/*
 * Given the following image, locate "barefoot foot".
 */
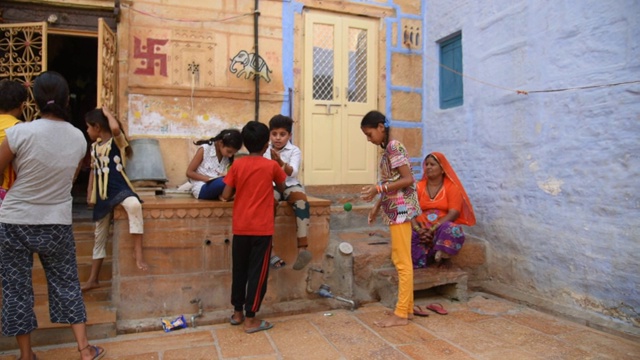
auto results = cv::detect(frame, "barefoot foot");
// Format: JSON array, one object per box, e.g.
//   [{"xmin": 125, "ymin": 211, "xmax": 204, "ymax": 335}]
[
  {"xmin": 136, "ymin": 258, "xmax": 149, "ymax": 271},
  {"xmin": 81, "ymin": 281, "xmax": 100, "ymax": 292},
  {"xmin": 374, "ymin": 313, "xmax": 409, "ymax": 328},
  {"xmin": 383, "ymin": 309, "xmax": 414, "ymax": 320},
  {"xmin": 133, "ymin": 254, "xmax": 149, "ymax": 271}
]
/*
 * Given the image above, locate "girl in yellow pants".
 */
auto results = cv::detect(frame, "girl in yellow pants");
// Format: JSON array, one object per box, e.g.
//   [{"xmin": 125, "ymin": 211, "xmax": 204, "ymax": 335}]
[{"xmin": 360, "ymin": 111, "xmax": 420, "ymax": 327}]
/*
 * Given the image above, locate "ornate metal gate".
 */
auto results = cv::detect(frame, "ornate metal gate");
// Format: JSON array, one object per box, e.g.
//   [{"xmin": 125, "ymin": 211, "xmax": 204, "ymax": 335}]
[{"xmin": 0, "ymin": 22, "xmax": 47, "ymax": 121}]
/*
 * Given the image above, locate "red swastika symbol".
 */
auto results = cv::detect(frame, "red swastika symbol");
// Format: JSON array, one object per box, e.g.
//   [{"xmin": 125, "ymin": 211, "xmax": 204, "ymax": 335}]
[{"xmin": 133, "ymin": 37, "xmax": 169, "ymax": 76}]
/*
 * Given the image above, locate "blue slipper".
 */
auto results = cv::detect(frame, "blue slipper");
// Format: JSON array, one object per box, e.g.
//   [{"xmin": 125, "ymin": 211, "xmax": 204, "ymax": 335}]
[
  {"xmin": 292, "ymin": 250, "xmax": 312, "ymax": 270},
  {"xmin": 244, "ymin": 320, "xmax": 274, "ymax": 334},
  {"xmin": 230, "ymin": 314, "xmax": 245, "ymax": 325},
  {"xmin": 91, "ymin": 346, "xmax": 106, "ymax": 360},
  {"xmin": 81, "ymin": 345, "xmax": 105, "ymax": 360}
]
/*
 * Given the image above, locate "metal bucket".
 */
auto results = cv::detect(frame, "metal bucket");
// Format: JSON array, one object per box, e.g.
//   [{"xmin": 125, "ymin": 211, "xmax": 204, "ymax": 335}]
[{"xmin": 125, "ymin": 138, "xmax": 168, "ymax": 183}]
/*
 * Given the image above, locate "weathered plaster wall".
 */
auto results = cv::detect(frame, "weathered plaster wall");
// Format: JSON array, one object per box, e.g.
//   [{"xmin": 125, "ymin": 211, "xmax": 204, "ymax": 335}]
[
  {"xmin": 116, "ymin": 0, "xmax": 427, "ymax": 186},
  {"xmin": 423, "ymin": 0, "xmax": 640, "ymax": 333},
  {"xmin": 118, "ymin": 0, "xmax": 287, "ymax": 186}
]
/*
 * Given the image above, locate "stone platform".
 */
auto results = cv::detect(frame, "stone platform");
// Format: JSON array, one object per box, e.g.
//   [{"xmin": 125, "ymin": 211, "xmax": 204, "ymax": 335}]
[{"xmin": 111, "ymin": 195, "xmax": 333, "ymax": 332}]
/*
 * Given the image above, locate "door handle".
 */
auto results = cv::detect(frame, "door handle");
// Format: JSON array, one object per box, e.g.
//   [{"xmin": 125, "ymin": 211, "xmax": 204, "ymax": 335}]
[{"xmin": 323, "ymin": 103, "xmax": 341, "ymax": 114}]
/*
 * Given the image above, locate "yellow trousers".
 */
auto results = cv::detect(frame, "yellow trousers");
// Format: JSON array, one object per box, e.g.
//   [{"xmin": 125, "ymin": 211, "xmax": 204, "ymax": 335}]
[{"xmin": 389, "ymin": 222, "xmax": 414, "ymax": 318}]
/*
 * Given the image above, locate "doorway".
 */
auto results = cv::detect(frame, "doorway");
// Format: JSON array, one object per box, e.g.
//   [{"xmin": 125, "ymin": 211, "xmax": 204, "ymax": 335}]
[
  {"xmin": 47, "ymin": 34, "xmax": 98, "ymax": 199},
  {"xmin": 1, "ymin": 18, "xmax": 116, "ymax": 211},
  {"xmin": 302, "ymin": 11, "xmax": 379, "ymax": 185}
]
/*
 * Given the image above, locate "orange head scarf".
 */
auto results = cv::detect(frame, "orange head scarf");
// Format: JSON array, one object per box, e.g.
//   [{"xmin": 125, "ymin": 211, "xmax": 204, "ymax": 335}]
[{"xmin": 423, "ymin": 152, "xmax": 476, "ymax": 226}]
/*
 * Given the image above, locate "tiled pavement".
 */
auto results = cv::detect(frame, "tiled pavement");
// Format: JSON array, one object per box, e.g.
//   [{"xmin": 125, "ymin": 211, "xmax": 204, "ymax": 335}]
[{"xmin": 1, "ymin": 293, "xmax": 638, "ymax": 360}]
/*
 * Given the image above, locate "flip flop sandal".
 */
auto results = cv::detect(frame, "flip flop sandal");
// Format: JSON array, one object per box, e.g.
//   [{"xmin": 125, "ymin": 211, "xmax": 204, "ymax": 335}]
[
  {"xmin": 245, "ymin": 320, "xmax": 274, "ymax": 334},
  {"xmin": 270, "ymin": 255, "xmax": 286, "ymax": 269},
  {"xmin": 413, "ymin": 305, "xmax": 430, "ymax": 317},
  {"xmin": 292, "ymin": 250, "xmax": 312, "ymax": 270},
  {"xmin": 79, "ymin": 345, "xmax": 106, "ymax": 360},
  {"xmin": 427, "ymin": 303, "xmax": 448, "ymax": 315},
  {"xmin": 230, "ymin": 314, "xmax": 245, "ymax": 325}
]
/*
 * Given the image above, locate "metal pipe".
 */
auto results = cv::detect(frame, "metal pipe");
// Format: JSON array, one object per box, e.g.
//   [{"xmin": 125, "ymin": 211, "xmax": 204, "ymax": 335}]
[
  {"xmin": 253, "ymin": 0, "xmax": 260, "ymax": 121},
  {"xmin": 316, "ymin": 284, "xmax": 357, "ymax": 311},
  {"xmin": 333, "ymin": 295, "xmax": 356, "ymax": 311}
]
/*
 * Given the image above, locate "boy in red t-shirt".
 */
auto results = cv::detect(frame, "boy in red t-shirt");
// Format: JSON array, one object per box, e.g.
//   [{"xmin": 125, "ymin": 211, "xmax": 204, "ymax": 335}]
[{"xmin": 221, "ymin": 121, "xmax": 286, "ymax": 334}]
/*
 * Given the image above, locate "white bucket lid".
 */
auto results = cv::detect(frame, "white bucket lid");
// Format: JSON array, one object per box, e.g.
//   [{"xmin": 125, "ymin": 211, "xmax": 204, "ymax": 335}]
[{"xmin": 338, "ymin": 242, "xmax": 353, "ymax": 255}]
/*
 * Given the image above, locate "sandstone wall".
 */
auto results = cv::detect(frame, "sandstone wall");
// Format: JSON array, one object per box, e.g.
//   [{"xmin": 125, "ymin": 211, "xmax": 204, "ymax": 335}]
[{"xmin": 116, "ymin": 0, "xmax": 427, "ymax": 186}]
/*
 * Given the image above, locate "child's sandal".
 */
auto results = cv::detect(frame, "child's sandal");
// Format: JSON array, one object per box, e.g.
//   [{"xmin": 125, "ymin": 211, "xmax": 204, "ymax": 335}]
[
  {"xmin": 78, "ymin": 344, "xmax": 106, "ymax": 360},
  {"xmin": 270, "ymin": 255, "xmax": 286, "ymax": 269}
]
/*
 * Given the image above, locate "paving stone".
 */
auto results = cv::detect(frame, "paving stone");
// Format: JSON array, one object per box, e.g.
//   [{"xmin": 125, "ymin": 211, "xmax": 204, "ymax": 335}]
[
  {"xmin": 356, "ymin": 311, "xmax": 438, "ymax": 344},
  {"xmin": 93, "ymin": 330, "xmax": 213, "ymax": 357},
  {"xmin": 503, "ymin": 308, "xmax": 582, "ymax": 335},
  {"xmin": 215, "ymin": 325, "xmax": 275, "ymax": 358},
  {"xmin": 472, "ymin": 318, "xmax": 551, "ymax": 346},
  {"xmin": 518, "ymin": 334, "xmax": 593, "ymax": 360},
  {"xmin": 1, "ymin": 301, "xmax": 637, "ymax": 360},
  {"xmin": 398, "ymin": 341, "xmax": 475, "ymax": 360},
  {"xmin": 466, "ymin": 295, "xmax": 522, "ymax": 315},
  {"xmin": 109, "ymin": 353, "xmax": 159, "ymax": 360},
  {"xmin": 557, "ymin": 329, "xmax": 640, "ymax": 360},
  {"xmin": 268, "ymin": 318, "xmax": 341, "ymax": 360},
  {"xmin": 480, "ymin": 348, "xmax": 544, "ymax": 360},
  {"xmin": 163, "ymin": 345, "xmax": 219, "ymax": 360},
  {"xmin": 310, "ymin": 310, "xmax": 407, "ymax": 359}
]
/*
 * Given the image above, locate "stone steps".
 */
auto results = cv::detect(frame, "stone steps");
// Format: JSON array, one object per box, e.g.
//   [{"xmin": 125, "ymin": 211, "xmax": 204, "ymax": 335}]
[
  {"xmin": 330, "ymin": 225, "xmax": 485, "ymax": 310},
  {"xmin": 0, "ymin": 217, "xmax": 116, "ymax": 351},
  {"xmin": 0, "ymin": 301, "xmax": 116, "ymax": 351}
]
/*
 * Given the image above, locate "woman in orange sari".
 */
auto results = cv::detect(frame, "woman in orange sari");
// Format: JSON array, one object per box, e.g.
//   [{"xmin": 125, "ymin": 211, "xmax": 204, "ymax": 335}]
[{"xmin": 411, "ymin": 152, "xmax": 475, "ymax": 268}]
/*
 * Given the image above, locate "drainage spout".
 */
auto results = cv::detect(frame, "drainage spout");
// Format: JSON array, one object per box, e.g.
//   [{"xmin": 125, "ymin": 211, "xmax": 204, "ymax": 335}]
[{"xmin": 190, "ymin": 298, "xmax": 204, "ymax": 328}]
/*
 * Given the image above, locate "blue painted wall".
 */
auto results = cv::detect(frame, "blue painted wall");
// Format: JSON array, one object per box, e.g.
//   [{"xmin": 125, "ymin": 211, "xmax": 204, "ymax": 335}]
[{"xmin": 424, "ymin": 0, "xmax": 640, "ymax": 330}]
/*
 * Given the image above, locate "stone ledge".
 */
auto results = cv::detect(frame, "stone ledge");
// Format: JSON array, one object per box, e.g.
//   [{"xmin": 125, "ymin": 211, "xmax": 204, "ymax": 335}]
[
  {"xmin": 114, "ymin": 195, "xmax": 331, "ymax": 219},
  {"xmin": 376, "ymin": 267, "xmax": 468, "ymax": 289},
  {"xmin": 374, "ymin": 267, "xmax": 469, "ymax": 308}
]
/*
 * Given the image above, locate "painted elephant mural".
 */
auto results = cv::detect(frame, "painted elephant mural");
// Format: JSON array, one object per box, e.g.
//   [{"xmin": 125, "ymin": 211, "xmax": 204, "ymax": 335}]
[{"xmin": 229, "ymin": 50, "xmax": 272, "ymax": 82}]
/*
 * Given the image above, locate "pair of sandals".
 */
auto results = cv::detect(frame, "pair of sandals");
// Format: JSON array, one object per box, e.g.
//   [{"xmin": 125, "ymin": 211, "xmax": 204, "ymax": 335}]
[
  {"xmin": 413, "ymin": 303, "xmax": 448, "ymax": 316},
  {"xmin": 270, "ymin": 250, "xmax": 312, "ymax": 271}
]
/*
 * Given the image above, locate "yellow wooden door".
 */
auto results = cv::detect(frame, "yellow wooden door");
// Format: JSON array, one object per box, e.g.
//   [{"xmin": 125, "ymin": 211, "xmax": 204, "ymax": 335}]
[
  {"xmin": 97, "ymin": 18, "xmax": 117, "ymax": 111},
  {"xmin": 302, "ymin": 11, "xmax": 378, "ymax": 185}
]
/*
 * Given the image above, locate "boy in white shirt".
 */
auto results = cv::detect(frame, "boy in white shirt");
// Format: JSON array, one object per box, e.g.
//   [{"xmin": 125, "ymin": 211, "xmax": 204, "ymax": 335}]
[{"xmin": 264, "ymin": 115, "xmax": 312, "ymax": 270}]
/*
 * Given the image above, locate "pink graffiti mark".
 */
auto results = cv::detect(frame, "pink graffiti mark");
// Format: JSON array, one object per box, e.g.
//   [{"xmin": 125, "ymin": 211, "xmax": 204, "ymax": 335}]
[{"xmin": 134, "ymin": 37, "xmax": 169, "ymax": 76}]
